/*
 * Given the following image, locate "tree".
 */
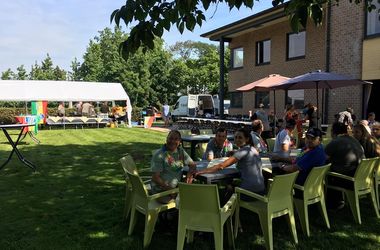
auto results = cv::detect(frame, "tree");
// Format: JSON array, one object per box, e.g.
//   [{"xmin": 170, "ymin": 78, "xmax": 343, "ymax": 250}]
[
  {"xmin": 15, "ymin": 65, "xmax": 27, "ymax": 80},
  {"xmin": 68, "ymin": 58, "xmax": 82, "ymax": 81},
  {"xmin": 1, "ymin": 69, "xmax": 14, "ymax": 80},
  {"xmin": 112, "ymin": 0, "xmax": 379, "ymax": 60}
]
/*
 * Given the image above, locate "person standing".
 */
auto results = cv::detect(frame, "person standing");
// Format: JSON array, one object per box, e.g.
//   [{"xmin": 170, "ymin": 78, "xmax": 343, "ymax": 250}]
[
  {"xmin": 163, "ymin": 102, "xmax": 170, "ymax": 127},
  {"xmin": 57, "ymin": 102, "xmax": 65, "ymax": 117},
  {"xmin": 254, "ymin": 103, "xmax": 271, "ymax": 139},
  {"xmin": 367, "ymin": 112, "xmax": 376, "ymax": 127},
  {"xmin": 305, "ymin": 103, "xmax": 317, "ymax": 128}
]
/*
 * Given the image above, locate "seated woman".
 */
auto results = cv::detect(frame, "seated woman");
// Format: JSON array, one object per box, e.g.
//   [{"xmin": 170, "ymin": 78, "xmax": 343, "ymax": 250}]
[
  {"xmin": 251, "ymin": 119, "xmax": 268, "ymax": 154},
  {"xmin": 203, "ymin": 127, "xmax": 233, "ymax": 161},
  {"xmin": 196, "ymin": 128, "xmax": 265, "ymax": 197},
  {"xmin": 151, "ymin": 130, "xmax": 196, "ymax": 203},
  {"xmin": 352, "ymin": 123, "xmax": 380, "ymax": 158}
]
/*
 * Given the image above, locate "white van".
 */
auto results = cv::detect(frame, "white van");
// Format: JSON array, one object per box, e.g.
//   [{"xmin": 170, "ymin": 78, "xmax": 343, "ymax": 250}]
[
  {"xmin": 213, "ymin": 95, "xmax": 230, "ymax": 115},
  {"xmin": 172, "ymin": 94, "xmax": 215, "ymax": 120}
]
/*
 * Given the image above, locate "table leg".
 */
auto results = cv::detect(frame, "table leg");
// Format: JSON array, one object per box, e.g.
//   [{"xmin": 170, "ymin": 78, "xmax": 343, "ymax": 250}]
[
  {"xmin": 190, "ymin": 142, "xmax": 197, "ymax": 160},
  {"xmin": 0, "ymin": 128, "xmax": 36, "ymax": 171}
]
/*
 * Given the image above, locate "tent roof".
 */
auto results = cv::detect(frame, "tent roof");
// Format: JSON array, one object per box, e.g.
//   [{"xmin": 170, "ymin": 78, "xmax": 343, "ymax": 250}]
[{"xmin": 0, "ymin": 80, "xmax": 129, "ymax": 102}]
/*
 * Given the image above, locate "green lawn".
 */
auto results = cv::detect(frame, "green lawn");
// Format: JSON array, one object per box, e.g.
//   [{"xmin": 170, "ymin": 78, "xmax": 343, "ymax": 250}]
[{"xmin": 0, "ymin": 128, "xmax": 379, "ymax": 249}]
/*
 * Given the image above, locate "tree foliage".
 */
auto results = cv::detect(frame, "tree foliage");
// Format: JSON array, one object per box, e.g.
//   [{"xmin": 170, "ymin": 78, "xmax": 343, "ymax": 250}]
[{"xmin": 112, "ymin": 0, "xmax": 378, "ymax": 61}]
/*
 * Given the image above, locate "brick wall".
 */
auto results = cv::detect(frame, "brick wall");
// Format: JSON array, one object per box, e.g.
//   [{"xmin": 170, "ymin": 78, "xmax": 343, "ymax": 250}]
[{"xmin": 228, "ymin": 18, "xmax": 326, "ymax": 116}]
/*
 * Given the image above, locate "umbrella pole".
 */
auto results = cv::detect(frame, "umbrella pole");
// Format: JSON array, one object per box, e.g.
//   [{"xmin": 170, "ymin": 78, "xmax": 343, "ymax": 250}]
[
  {"xmin": 273, "ymin": 90, "xmax": 276, "ymax": 135},
  {"xmin": 316, "ymin": 81, "xmax": 319, "ymax": 128}
]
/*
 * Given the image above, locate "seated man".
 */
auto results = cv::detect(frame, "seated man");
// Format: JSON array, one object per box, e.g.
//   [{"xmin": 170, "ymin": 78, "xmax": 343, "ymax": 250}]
[
  {"xmin": 276, "ymin": 128, "xmax": 326, "ymax": 185},
  {"xmin": 151, "ymin": 130, "xmax": 196, "ymax": 203},
  {"xmin": 203, "ymin": 127, "xmax": 233, "ymax": 161},
  {"xmin": 324, "ymin": 122, "xmax": 364, "ymax": 209},
  {"xmin": 273, "ymin": 118, "xmax": 296, "ymax": 157},
  {"xmin": 372, "ymin": 122, "xmax": 380, "ymax": 140}
]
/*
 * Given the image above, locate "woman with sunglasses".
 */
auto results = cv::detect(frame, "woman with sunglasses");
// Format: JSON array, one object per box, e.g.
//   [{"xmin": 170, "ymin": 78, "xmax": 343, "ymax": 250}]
[{"xmin": 195, "ymin": 128, "xmax": 265, "ymax": 196}]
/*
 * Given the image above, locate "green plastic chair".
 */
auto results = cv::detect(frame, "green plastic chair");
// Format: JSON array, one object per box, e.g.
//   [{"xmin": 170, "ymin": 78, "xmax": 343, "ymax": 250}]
[
  {"xmin": 119, "ymin": 155, "xmax": 153, "ymax": 222},
  {"xmin": 179, "ymin": 129, "xmax": 192, "ymax": 149},
  {"xmin": 293, "ymin": 164, "xmax": 331, "ymax": 237},
  {"xmin": 375, "ymin": 158, "xmax": 380, "ymax": 210},
  {"xmin": 177, "ymin": 183, "xmax": 237, "ymax": 250},
  {"xmin": 199, "ymin": 129, "xmax": 213, "ymax": 135},
  {"xmin": 266, "ymin": 138, "xmax": 276, "ymax": 153},
  {"xmin": 327, "ymin": 157, "xmax": 380, "ymax": 224},
  {"xmin": 126, "ymin": 166, "xmax": 178, "ymax": 248},
  {"xmin": 234, "ymin": 171, "xmax": 299, "ymax": 250}
]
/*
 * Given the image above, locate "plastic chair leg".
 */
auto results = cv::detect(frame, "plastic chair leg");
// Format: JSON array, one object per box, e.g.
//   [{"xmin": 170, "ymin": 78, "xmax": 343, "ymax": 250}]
[
  {"xmin": 286, "ymin": 206, "xmax": 298, "ymax": 244},
  {"xmin": 128, "ymin": 207, "xmax": 137, "ymax": 235},
  {"xmin": 213, "ymin": 229, "xmax": 223, "ymax": 250},
  {"xmin": 294, "ymin": 199, "xmax": 310, "ymax": 237},
  {"xmin": 143, "ymin": 211, "xmax": 159, "ymax": 248},
  {"xmin": 234, "ymin": 205, "xmax": 240, "ymax": 239},
  {"xmin": 258, "ymin": 212, "xmax": 273, "ymax": 250},
  {"xmin": 226, "ymin": 218, "xmax": 235, "ymax": 249},
  {"xmin": 176, "ymin": 225, "xmax": 186, "ymax": 250},
  {"xmin": 318, "ymin": 195, "xmax": 331, "ymax": 229},
  {"xmin": 186, "ymin": 230, "xmax": 194, "ymax": 243},
  {"xmin": 376, "ymin": 180, "xmax": 379, "ymax": 210},
  {"xmin": 345, "ymin": 190, "xmax": 361, "ymax": 224},
  {"xmin": 370, "ymin": 189, "xmax": 380, "ymax": 218},
  {"xmin": 123, "ymin": 188, "xmax": 132, "ymax": 221}
]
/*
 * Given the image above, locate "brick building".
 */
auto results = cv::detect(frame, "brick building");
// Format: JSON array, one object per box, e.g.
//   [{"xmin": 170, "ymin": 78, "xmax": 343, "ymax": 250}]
[{"xmin": 202, "ymin": 2, "xmax": 380, "ymax": 123}]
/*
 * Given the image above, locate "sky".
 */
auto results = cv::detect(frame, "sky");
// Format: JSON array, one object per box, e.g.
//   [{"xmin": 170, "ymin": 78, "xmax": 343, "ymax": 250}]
[{"xmin": 0, "ymin": 0, "xmax": 273, "ymax": 74}]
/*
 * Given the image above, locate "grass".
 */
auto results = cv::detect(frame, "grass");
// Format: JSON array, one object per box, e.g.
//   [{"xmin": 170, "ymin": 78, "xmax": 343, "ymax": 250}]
[{"xmin": 0, "ymin": 127, "xmax": 379, "ymax": 249}]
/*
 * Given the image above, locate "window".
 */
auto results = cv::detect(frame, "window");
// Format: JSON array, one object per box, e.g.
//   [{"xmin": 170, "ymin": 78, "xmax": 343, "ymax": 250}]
[
  {"xmin": 230, "ymin": 92, "xmax": 243, "ymax": 108},
  {"xmin": 231, "ymin": 47, "xmax": 244, "ymax": 68},
  {"xmin": 287, "ymin": 31, "xmax": 306, "ymax": 60},
  {"xmin": 287, "ymin": 90, "xmax": 304, "ymax": 109},
  {"xmin": 256, "ymin": 39, "xmax": 271, "ymax": 65},
  {"xmin": 255, "ymin": 92, "xmax": 270, "ymax": 108},
  {"xmin": 366, "ymin": 2, "xmax": 380, "ymax": 36}
]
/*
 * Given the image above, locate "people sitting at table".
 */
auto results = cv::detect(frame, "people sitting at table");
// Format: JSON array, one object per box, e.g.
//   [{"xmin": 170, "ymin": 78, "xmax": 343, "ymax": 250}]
[
  {"xmin": 273, "ymin": 119, "xmax": 296, "ymax": 157},
  {"xmin": 151, "ymin": 130, "xmax": 196, "ymax": 204},
  {"xmin": 250, "ymin": 120, "xmax": 268, "ymax": 154},
  {"xmin": 75, "ymin": 101, "xmax": 82, "ymax": 115},
  {"xmin": 352, "ymin": 123, "xmax": 380, "ymax": 158},
  {"xmin": 196, "ymin": 128, "xmax": 265, "ymax": 197},
  {"xmin": 273, "ymin": 128, "xmax": 326, "ymax": 185},
  {"xmin": 100, "ymin": 101, "xmax": 110, "ymax": 114},
  {"xmin": 57, "ymin": 102, "xmax": 65, "ymax": 117},
  {"xmin": 203, "ymin": 127, "xmax": 233, "ymax": 161},
  {"xmin": 81, "ymin": 102, "xmax": 92, "ymax": 116},
  {"xmin": 325, "ymin": 122, "xmax": 365, "ymax": 210},
  {"xmin": 372, "ymin": 122, "xmax": 380, "ymax": 140}
]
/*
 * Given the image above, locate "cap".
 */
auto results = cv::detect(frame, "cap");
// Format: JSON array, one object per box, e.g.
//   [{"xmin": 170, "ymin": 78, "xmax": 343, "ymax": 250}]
[
  {"xmin": 259, "ymin": 103, "xmax": 264, "ymax": 108},
  {"xmin": 306, "ymin": 128, "xmax": 322, "ymax": 138}
]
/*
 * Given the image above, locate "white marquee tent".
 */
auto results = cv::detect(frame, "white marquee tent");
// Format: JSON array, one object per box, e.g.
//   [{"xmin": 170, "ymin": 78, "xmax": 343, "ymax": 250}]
[{"xmin": 0, "ymin": 80, "xmax": 133, "ymax": 127}]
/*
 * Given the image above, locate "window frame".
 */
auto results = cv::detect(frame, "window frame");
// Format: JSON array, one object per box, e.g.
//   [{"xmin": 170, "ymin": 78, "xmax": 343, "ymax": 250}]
[
  {"xmin": 256, "ymin": 39, "xmax": 271, "ymax": 66},
  {"xmin": 255, "ymin": 91, "xmax": 270, "ymax": 108},
  {"xmin": 230, "ymin": 92, "xmax": 243, "ymax": 108},
  {"xmin": 230, "ymin": 47, "xmax": 244, "ymax": 69},
  {"xmin": 365, "ymin": 2, "xmax": 380, "ymax": 38},
  {"xmin": 286, "ymin": 31, "xmax": 306, "ymax": 61}
]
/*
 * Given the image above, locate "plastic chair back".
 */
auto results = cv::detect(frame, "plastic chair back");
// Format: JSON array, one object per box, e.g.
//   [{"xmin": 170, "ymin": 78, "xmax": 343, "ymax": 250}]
[
  {"xmin": 353, "ymin": 157, "xmax": 379, "ymax": 192},
  {"xmin": 179, "ymin": 183, "xmax": 220, "ymax": 214},
  {"xmin": 179, "ymin": 129, "xmax": 192, "ymax": 136},
  {"xmin": 267, "ymin": 171, "xmax": 299, "ymax": 204},
  {"xmin": 126, "ymin": 168, "xmax": 150, "ymax": 199},
  {"xmin": 303, "ymin": 164, "xmax": 330, "ymax": 199},
  {"xmin": 120, "ymin": 154, "xmax": 136, "ymax": 174}
]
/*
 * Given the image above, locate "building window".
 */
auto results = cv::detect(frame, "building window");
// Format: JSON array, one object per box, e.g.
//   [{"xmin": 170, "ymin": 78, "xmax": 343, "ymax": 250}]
[
  {"xmin": 230, "ymin": 92, "xmax": 243, "ymax": 108},
  {"xmin": 366, "ymin": 2, "xmax": 380, "ymax": 36},
  {"xmin": 287, "ymin": 90, "xmax": 304, "ymax": 109},
  {"xmin": 256, "ymin": 39, "xmax": 271, "ymax": 65},
  {"xmin": 287, "ymin": 31, "xmax": 306, "ymax": 60},
  {"xmin": 255, "ymin": 91, "xmax": 270, "ymax": 108},
  {"xmin": 231, "ymin": 47, "xmax": 244, "ymax": 68}
]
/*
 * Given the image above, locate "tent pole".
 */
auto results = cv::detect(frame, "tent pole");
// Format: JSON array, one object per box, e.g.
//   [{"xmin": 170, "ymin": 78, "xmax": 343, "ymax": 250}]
[{"xmin": 273, "ymin": 90, "xmax": 276, "ymax": 135}]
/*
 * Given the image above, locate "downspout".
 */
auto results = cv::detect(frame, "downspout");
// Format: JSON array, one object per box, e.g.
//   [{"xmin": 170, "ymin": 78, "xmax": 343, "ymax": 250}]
[
  {"xmin": 219, "ymin": 37, "xmax": 225, "ymax": 119},
  {"xmin": 324, "ymin": 2, "xmax": 332, "ymax": 124}
]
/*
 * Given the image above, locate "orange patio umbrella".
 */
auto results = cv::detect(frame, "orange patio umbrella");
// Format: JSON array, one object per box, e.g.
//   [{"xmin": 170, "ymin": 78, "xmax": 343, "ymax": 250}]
[{"xmin": 236, "ymin": 74, "xmax": 290, "ymax": 128}]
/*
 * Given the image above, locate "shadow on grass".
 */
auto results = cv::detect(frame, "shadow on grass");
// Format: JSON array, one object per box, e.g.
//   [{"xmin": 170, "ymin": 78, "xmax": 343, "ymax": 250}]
[{"xmin": 0, "ymin": 139, "xmax": 379, "ymax": 249}]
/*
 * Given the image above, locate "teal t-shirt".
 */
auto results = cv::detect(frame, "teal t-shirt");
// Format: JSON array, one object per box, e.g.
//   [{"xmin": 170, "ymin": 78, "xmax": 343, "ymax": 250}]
[{"xmin": 151, "ymin": 146, "xmax": 193, "ymax": 193}]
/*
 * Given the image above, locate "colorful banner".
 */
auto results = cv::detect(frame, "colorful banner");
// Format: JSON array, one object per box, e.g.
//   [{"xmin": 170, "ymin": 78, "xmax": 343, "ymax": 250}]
[{"xmin": 31, "ymin": 101, "xmax": 48, "ymax": 124}]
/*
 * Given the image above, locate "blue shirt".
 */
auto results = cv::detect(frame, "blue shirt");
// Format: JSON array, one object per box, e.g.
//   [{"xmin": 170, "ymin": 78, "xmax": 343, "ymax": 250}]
[{"xmin": 295, "ymin": 144, "xmax": 326, "ymax": 185}]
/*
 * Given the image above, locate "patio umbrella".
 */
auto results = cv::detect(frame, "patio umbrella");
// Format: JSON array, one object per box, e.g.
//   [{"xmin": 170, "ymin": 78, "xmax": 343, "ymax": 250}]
[
  {"xmin": 236, "ymin": 74, "xmax": 290, "ymax": 129},
  {"xmin": 271, "ymin": 70, "xmax": 371, "ymax": 126}
]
